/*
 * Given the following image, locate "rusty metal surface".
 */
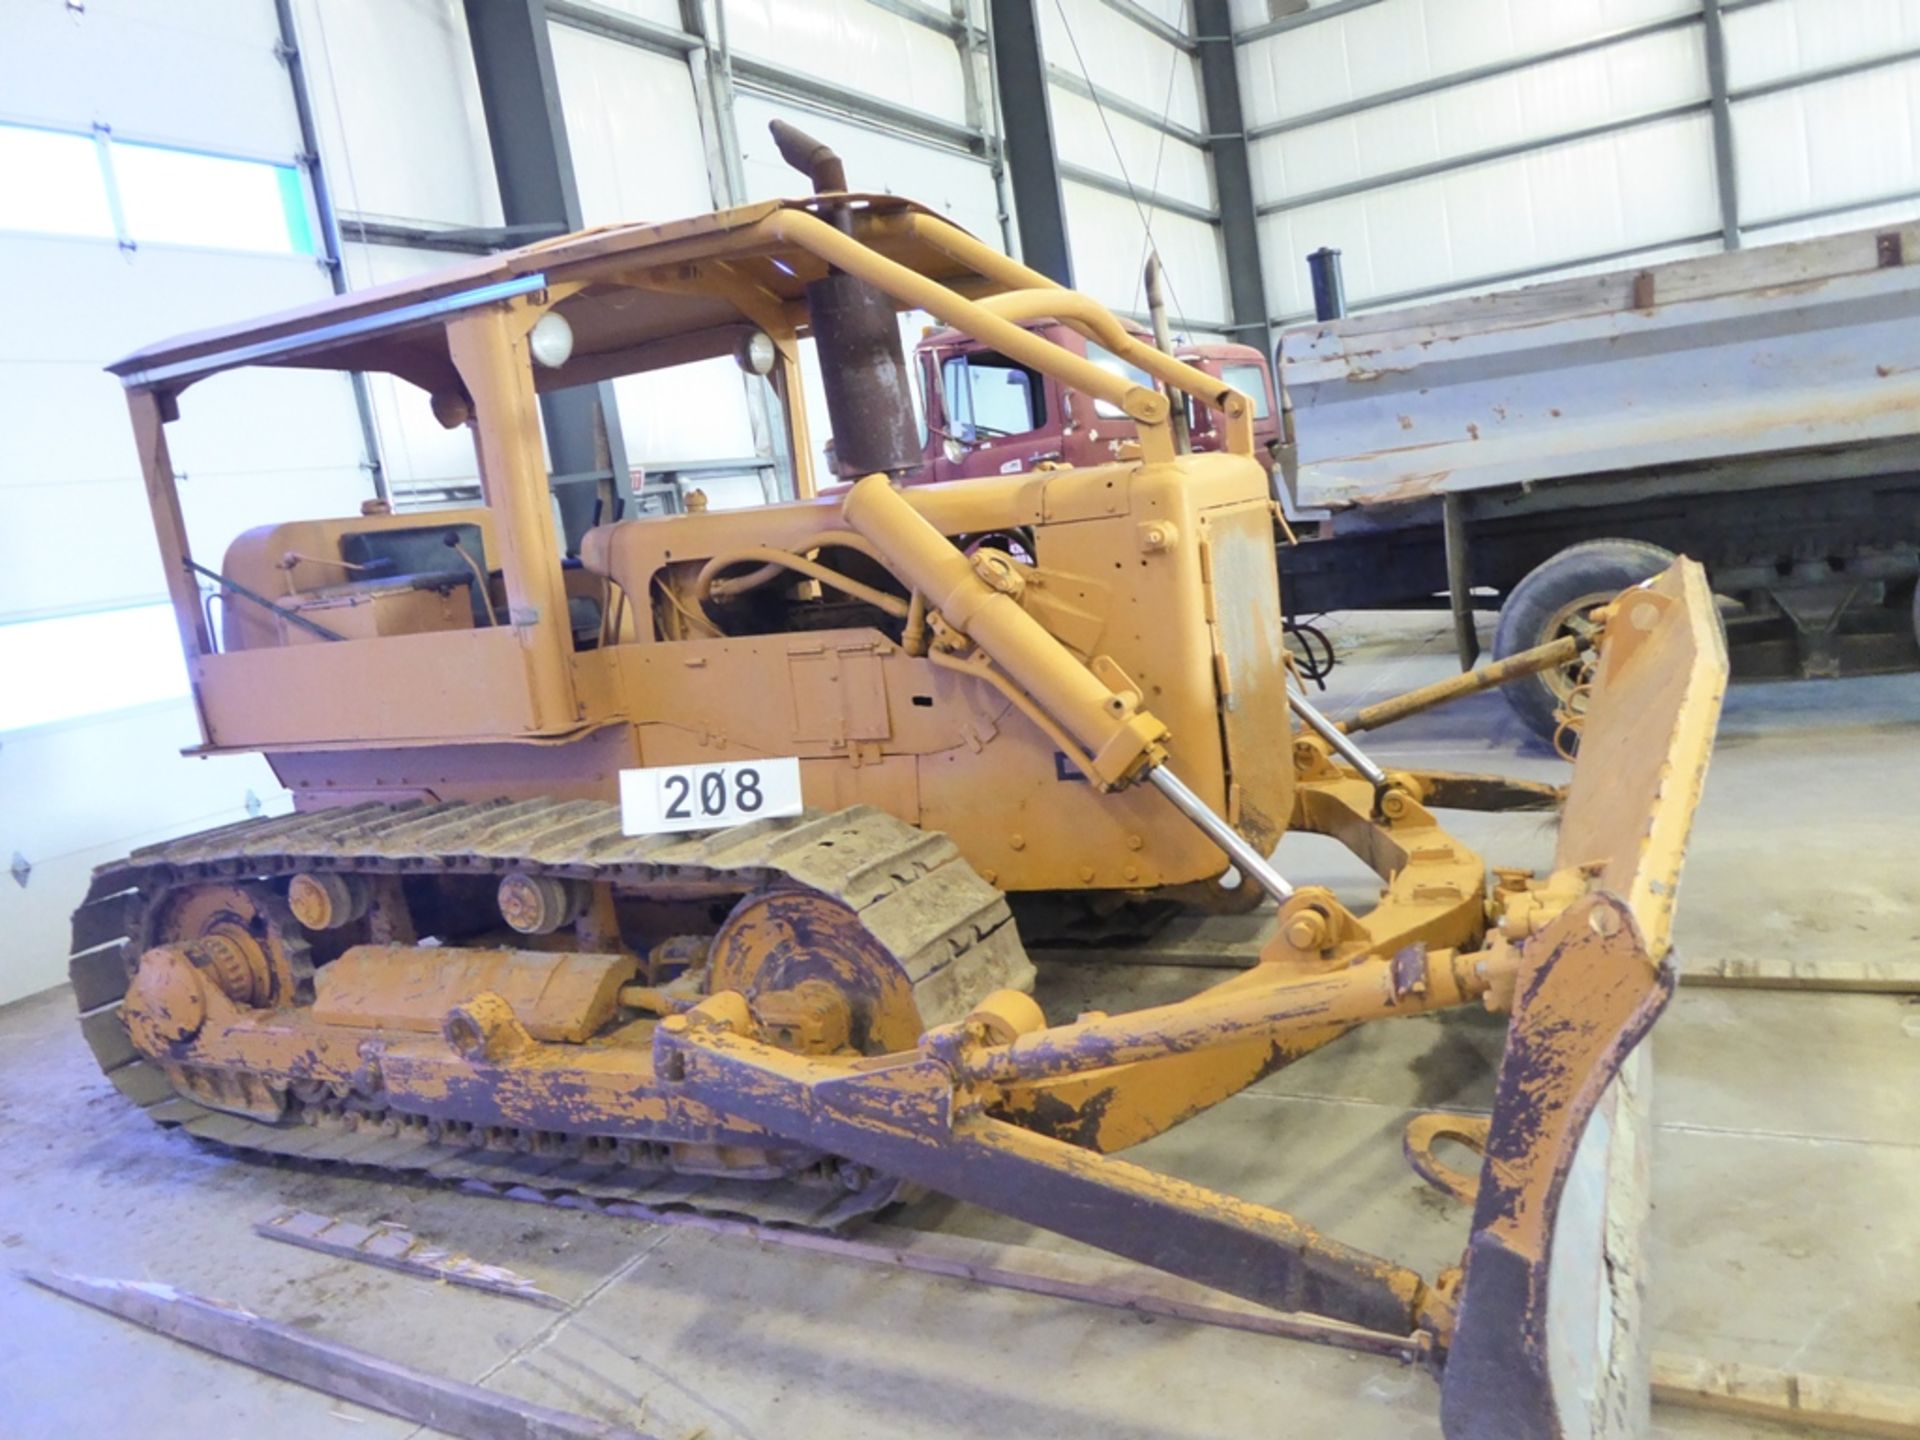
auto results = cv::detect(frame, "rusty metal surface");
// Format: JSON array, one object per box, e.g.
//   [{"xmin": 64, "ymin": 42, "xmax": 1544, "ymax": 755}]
[
  {"xmin": 1440, "ymin": 895, "xmax": 1675, "ymax": 1440},
  {"xmin": 1284, "ymin": 223, "xmax": 1920, "ymax": 509},
  {"xmin": 81, "ymin": 135, "xmax": 1739, "ymax": 1439},
  {"xmin": 71, "ymin": 802, "xmax": 1029, "ymax": 1232},
  {"xmin": 313, "ymin": 947, "xmax": 635, "ymax": 1044},
  {"xmin": 1442, "ymin": 560, "xmax": 1728, "ymax": 1440},
  {"xmin": 1338, "ymin": 636, "xmax": 1585, "ymax": 735}
]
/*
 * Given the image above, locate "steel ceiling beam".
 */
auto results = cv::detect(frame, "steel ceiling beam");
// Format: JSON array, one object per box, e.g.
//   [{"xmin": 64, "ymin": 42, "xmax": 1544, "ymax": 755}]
[
  {"xmin": 1246, "ymin": 12, "xmax": 1701, "ymax": 141},
  {"xmin": 1236, "ymin": 0, "xmax": 1386, "ymax": 46},
  {"xmin": 1091, "ymin": 0, "xmax": 1196, "ymax": 54},
  {"xmin": 1255, "ymin": 99, "xmax": 1709, "ymax": 217},
  {"xmin": 1047, "ymin": 65, "xmax": 1209, "ymax": 148},
  {"xmin": 989, "ymin": 0, "xmax": 1075, "ymax": 283},
  {"xmin": 464, "ymin": 0, "xmax": 631, "ymax": 552},
  {"xmin": 1059, "ymin": 163, "xmax": 1217, "ymax": 225}
]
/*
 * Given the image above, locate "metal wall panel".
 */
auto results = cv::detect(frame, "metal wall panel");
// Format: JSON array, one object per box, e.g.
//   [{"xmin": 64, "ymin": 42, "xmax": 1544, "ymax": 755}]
[
  {"xmin": 548, "ymin": 24, "xmax": 761, "ymax": 472},
  {"xmin": 1042, "ymin": 0, "xmax": 1204, "ymax": 129},
  {"xmin": 552, "ymin": 26, "xmax": 715, "ymax": 223},
  {"xmin": 1049, "ymin": 88, "xmax": 1215, "ymax": 207},
  {"xmin": 1237, "ymin": 0, "xmax": 1920, "ymax": 319},
  {"xmin": 735, "ymin": 95, "xmax": 1003, "ymax": 236},
  {"xmin": 291, "ymin": 0, "xmax": 503, "ymax": 228},
  {"xmin": 1733, "ymin": 60, "xmax": 1920, "ymax": 224},
  {"xmin": 727, "ymin": 0, "xmax": 973, "ymax": 122},
  {"xmin": 1251, "ymin": 27, "xmax": 1706, "ymax": 203},
  {"xmin": 581, "ymin": 0, "xmax": 687, "ymax": 26},
  {"xmin": 0, "ymin": 0, "xmax": 301, "ymax": 158},
  {"xmin": 1723, "ymin": 0, "xmax": 1920, "ymax": 88},
  {"xmin": 1065, "ymin": 180, "xmax": 1230, "ymax": 319},
  {"xmin": 1238, "ymin": 0, "xmax": 1698, "ymax": 124},
  {"xmin": 1258, "ymin": 111, "xmax": 1719, "ymax": 318}
]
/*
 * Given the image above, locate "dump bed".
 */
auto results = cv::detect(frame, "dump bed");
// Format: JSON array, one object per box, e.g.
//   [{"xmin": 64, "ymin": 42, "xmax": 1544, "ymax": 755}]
[{"xmin": 1282, "ymin": 223, "xmax": 1920, "ymax": 510}]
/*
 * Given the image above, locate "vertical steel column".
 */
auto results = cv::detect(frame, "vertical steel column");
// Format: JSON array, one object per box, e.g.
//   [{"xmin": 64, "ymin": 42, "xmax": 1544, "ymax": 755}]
[
  {"xmin": 678, "ymin": 0, "xmax": 792, "ymax": 502},
  {"xmin": 956, "ymin": 0, "xmax": 1019, "ymax": 255},
  {"xmin": 463, "ymin": 0, "xmax": 632, "ymax": 549},
  {"xmin": 987, "ymin": 0, "xmax": 1074, "ymax": 284},
  {"xmin": 1194, "ymin": 0, "xmax": 1272, "ymax": 360},
  {"xmin": 1702, "ymin": 0, "xmax": 1741, "ymax": 250},
  {"xmin": 274, "ymin": 0, "xmax": 388, "ymax": 504}
]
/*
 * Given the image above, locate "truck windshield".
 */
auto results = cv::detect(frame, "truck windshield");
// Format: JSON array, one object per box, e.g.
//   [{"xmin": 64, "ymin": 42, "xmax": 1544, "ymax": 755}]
[
  {"xmin": 1221, "ymin": 362, "xmax": 1271, "ymax": 419},
  {"xmin": 1084, "ymin": 342, "xmax": 1155, "ymax": 418},
  {"xmin": 942, "ymin": 351, "xmax": 1046, "ymax": 440}
]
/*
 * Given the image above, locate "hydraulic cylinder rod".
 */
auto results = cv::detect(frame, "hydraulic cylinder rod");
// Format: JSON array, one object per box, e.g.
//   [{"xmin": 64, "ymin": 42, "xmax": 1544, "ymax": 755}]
[
  {"xmin": 841, "ymin": 475, "xmax": 1169, "ymax": 788},
  {"xmin": 1147, "ymin": 767, "xmax": 1292, "ymax": 902},
  {"xmin": 1289, "ymin": 685, "xmax": 1390, "ymax": 790},
  {"xmin": 1337, "ymin": 636, "xmax": 1585, "ymax": 735}
]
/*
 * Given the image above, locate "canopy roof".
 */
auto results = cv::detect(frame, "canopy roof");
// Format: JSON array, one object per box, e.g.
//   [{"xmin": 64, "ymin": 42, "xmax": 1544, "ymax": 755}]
[{"xmin": 109, "ymin": 194, "xmax": 992, "ymax": 399}]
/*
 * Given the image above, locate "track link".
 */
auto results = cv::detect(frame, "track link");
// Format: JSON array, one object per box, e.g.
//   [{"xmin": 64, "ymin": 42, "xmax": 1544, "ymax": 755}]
[{"xmin": 69, "ymin": 801, "xmax": 1034, "ymax": 1230}]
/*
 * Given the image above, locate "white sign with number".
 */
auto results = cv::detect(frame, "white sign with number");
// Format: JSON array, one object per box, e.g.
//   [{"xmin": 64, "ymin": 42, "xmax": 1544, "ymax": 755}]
[{"xmin": 619, "ymin": 757, "xmax": 804, "ymax": 836}]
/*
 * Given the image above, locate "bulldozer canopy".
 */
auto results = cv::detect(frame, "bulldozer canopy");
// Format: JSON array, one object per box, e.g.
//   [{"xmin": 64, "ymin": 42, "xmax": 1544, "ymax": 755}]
[{"xmin": 106, "ymin": 194, "xmax": 990, "ymax": 400}]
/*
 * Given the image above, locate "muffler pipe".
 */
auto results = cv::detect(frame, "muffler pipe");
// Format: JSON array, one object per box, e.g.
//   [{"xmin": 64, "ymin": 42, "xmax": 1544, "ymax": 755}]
[
  {"xmin": 770, "ymin": 118, "xmax": 849, "ymax": 201},
  {"xmin": 769, "ymin": 119, "xmax": 921, "ymax": 478}
]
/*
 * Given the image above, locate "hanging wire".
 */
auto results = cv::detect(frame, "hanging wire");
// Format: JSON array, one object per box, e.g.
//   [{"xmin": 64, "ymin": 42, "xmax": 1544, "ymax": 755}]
[{"xmin": 1049, "ymin": 0, "xmax": 1197, "ymax": 333}]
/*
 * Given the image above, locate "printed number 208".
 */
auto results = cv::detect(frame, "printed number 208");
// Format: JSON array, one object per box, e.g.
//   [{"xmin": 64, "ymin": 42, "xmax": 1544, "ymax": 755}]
[{"xmin": 662, "ymin": 767, "xmax": 765, "ymax": 820}]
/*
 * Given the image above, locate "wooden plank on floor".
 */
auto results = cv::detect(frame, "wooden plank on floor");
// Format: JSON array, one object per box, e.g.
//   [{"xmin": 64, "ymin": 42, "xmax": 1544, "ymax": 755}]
[
  {"xmin": 254, "ymin": 1208, "xmax": 565, "ymax": 1309},
  {"xmin": 1653, "ymin": 1353, "xmax": 1920, "ymax": 1438},
  {"xmin": 621, "ymin": 1208, "xmax": 1420, "ymax": 1362},
  {"xmin": 1680, "ymin": 955, "xmax": 1920, "ymax": 993},
  {"xmin": 23, "ymin": 1270, "xmax": 649, "ymax": 1440}
]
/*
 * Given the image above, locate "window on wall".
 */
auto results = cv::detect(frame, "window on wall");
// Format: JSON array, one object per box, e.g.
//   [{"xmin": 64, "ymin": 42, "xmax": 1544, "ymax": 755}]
[{"xmin": 0, "ymin": 122, "xmax": 315, "ymax": 256}]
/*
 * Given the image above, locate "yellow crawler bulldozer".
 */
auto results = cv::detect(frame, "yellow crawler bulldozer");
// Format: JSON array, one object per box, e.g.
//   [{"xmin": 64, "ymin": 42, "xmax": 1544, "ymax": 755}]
[{"xmin": 71, "ymin": 125, "xmax": 1725, "ymax": 1438}]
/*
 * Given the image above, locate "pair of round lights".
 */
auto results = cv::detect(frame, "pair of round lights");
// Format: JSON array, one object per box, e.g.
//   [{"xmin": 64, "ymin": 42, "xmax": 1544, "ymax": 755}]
[{"xmin": 529, "ymin": 313, "xmax": 778, "ymax": 379}]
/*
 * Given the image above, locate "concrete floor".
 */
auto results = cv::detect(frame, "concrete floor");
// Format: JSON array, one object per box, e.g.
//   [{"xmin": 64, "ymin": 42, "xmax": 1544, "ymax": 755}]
[{"xmin": 1, "ymin": 611, "xmax": 1915, "ymax": 1439}]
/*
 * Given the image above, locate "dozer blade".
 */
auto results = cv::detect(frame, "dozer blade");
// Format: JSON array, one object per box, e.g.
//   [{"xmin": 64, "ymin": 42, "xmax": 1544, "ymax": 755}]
[{"xmin": 1441, "ymin": 559, "xmax": 1727, "ymax": 1440}]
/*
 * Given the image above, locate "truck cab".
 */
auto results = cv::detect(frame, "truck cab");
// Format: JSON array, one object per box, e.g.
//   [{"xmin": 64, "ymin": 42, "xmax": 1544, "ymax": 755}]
[{"xmin": 907, "ymin": 318, "xmax": 1281, "ymax": 485}]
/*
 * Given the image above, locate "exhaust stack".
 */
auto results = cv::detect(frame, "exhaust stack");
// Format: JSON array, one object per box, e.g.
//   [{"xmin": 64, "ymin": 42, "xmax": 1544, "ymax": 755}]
[{"xmin": 770, "ymin": 120, "xmax": 921, "ymax": 479}]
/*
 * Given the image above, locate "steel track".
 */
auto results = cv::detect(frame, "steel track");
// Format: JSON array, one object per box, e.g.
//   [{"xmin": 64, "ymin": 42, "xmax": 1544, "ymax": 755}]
[{"xmin": 68, "ymin": 800, "xmax": 1035, "ymax": 1231}]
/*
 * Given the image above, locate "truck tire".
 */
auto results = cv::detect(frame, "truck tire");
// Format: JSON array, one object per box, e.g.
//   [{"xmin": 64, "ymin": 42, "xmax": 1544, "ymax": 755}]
[{"xmin": 1493, "ymin": 538, "xmax": 1677, "ymax": 742}]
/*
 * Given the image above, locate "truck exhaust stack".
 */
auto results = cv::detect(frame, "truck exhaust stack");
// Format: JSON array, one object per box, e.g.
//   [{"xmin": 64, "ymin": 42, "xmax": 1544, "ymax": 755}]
[{"xmin": 770, "ymin": 119, "xmax": 922, "ymax": 478}]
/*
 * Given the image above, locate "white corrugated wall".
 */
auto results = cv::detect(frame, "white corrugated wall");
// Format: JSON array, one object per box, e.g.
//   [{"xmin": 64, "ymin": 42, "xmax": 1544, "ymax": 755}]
[
  {"xmin": 0, "ymin": 0, "xmax": 380, "ymax": 1002},
  {"xmin": 1039, "ymin": 0, "xmax": 1235, "ymax": 335},
  {"xmin": 1236, "ymin": 0, "xmax": 1920, "ymax": 322}
]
